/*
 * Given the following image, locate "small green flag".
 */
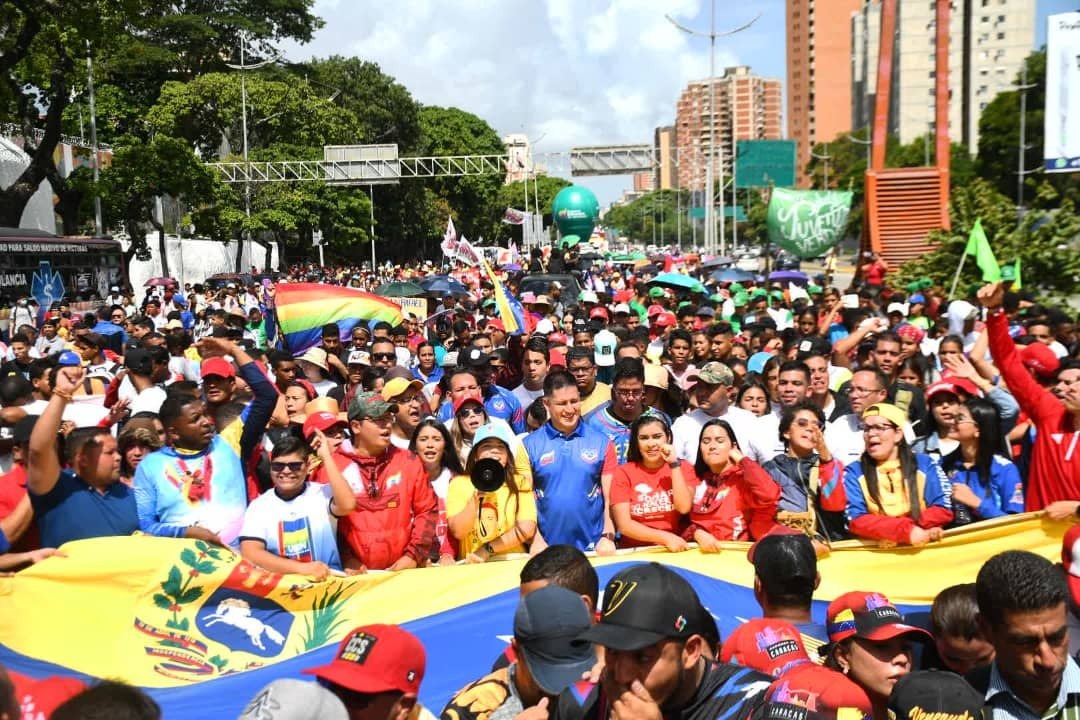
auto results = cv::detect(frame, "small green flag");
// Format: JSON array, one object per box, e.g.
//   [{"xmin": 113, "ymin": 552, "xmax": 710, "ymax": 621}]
[
  {"xmin": 1013, "ymin": 257, "xmax": 1022, "ymax": 290},
  {"xmin": 964, "ymin": 219, "xmax": 1001, "ymax": 283}
]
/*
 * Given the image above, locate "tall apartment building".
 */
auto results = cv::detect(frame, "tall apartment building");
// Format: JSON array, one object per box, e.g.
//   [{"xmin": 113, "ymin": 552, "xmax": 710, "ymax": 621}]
[
  {"xmin": 851, "ymin": 0, "xmax": 1035, "ymax": 154},
  {"xmin": 787, "ymin": 0, "xmax": 864, "ymax": 187},
  {"xmin": 653, "ymin": 126, "xmax": 677, "ymax": 190},
  {"xmin": 632, "ymin": 171, "xmax": 656, "ymax": 193},
  {"xmin": 674, "ymin": 66, "xmax": 782, "ymax": 192},
  {"xmin": 502, "ymin": 133, "xmax": 530, "ymax": 184}
]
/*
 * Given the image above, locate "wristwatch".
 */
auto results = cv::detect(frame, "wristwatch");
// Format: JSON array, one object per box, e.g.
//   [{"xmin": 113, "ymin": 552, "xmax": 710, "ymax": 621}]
[
  {"xmin": 668, "ymin": 461, "xmax": 680, "ymax": 469},
  {"xmin": 483, "ymin": 542, "xmax": 496, "ymax": 555},
  {"xmin": 600, "ymin": 532, "xmax": 616, "ymax": 542}
]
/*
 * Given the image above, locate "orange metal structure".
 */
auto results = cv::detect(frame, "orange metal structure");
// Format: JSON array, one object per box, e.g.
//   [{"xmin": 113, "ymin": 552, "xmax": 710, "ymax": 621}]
[{"xmin": 863, "ymin": 0, "xmax": 952, "ymax": 268}]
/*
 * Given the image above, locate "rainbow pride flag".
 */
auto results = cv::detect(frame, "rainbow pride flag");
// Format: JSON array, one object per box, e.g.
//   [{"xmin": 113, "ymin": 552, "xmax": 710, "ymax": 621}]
[
  {"xmin": 275, "ymin": 283, "xmax": 404, "ymax": 353},
  {"xmin": 0, "ymin": 515, "xmax": 1063, "ymax": 720}
]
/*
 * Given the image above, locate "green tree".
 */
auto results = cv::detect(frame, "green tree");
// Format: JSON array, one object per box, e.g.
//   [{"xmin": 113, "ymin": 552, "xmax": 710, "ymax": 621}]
[
  {"xmin": 977, "ymin": 49, "xmax": 1080, "ymax": 209},
  {"xmin": 604, "ymin": 189, "xmax": 695, "ymax": 249},
  {"xmin": 418, "ymin": 106, "xmax": 505, "ymax": 243},
  {"xmin": 495, "ymin": 175, "xmax": 571, "ymax": 245},
  {"xmin": 96, "ymin": 135, "xmax": 219, "ymax": 274},
  {"xmin": 895, "ymin": 178, "xmax": 1080, "ymax": 304},
  {"xmin": 1, "ymin": 0, "xmax": 322, "ymax": 228}
]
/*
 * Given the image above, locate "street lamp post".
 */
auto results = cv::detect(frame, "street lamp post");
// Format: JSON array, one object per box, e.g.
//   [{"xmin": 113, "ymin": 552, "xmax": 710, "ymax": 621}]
[
  {"xmin": 225, "ymin": 35, "xmax": 280, "ymax": 264},
  {"xmin": 667, "ymin": 6, "xmax": 760, "ymax": 256}
]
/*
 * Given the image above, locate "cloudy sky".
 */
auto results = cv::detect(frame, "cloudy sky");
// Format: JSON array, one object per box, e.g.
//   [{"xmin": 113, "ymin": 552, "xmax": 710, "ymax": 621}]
[{"xmin": 281, "ymin": 0, "xmax": 1073, "ymax": 207}]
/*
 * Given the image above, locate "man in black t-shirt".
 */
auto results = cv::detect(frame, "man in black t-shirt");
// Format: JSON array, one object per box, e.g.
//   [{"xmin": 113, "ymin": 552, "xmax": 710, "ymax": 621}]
[{"xmin": 556, "ymin": 563, "xmax": 771, "ymax": 720}]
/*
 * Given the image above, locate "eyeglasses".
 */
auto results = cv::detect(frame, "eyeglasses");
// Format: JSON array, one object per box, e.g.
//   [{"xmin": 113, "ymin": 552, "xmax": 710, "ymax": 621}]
[
  {"xmin": 270, "ymin": 461, "xmax": 305, "ymax": 474},
  {"xmin": 794, "ymin": 417, "xmax": 825, "ymax": 430},
  {"xmin": 615, "ymin": 389, "xmax": 644, "ymax": 398},
  {"xmin": 397, "ymin": 394, "xmax": 423, "ymax": 404},
  {"xmin": 952, "ymin": 418, "xmax": 977, "ymax": 426},
  {"xmin": 371, "ymin": 352, "xmax": 396, "ymax": 362},
  {"xmin": 862, "ymin": 422, "xmax": 898, "ymax": 435}
]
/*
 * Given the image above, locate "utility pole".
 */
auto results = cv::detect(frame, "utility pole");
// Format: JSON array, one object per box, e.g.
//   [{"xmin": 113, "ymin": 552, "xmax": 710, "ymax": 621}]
[
  {"xmin": 85, "ymin": 41, "xmax": 102, "ymax": 236},
  {"xmin": 667, "ymin": 7, "xmax": 760, "ymax": 256},
  {"xmin": 1016, "ymin": 62, "xmax": 1039, "ymax": 226},
  {"xmin": 810, "ymin": 145, "xmax": 832, "ymax": 189}
]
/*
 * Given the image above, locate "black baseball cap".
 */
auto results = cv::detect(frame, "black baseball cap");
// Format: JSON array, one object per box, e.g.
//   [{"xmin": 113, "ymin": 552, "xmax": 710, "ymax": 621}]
[
  {"xmin": 461, "ymin": 347, "xmax": 491, "ymax": 368},
  {"xmin": 887, "ymin": 670, "xmax": 984, "ymax": 720},
  {"xmin": 579, "ymin": 563, "xmax": 703, "ymax": 651},
  {"xmin": 749, "ymin": 527, "xmax": 817, "ymax": 592}
]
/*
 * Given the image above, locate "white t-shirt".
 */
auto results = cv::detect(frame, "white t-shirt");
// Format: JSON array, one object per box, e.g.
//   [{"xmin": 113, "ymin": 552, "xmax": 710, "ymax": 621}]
[
  {"xmin": 672, "ymin": 406, "xmax": 759, "ymax": 463},
  {"xmin": 511, "ymin": 383, "xmax": 543, "ymax": 412},
  {"xmin": 129, "ymin": 386, "xmax": 167, "ymax": 416},
  {"xmin": 312, "ymin": 379, "xmax": 338, "ymax": 397},
  {"xmin": 824, "ymin": 413, "xmax": 866, "ymax": 469},
  {"xmin": 21, "ymin": 399, "xmax": 109, "ymax": 428},
  {"xmin": 745, "ymin": 409, "xmax": 784, "ymax": 465},
  {"xmin": 239, "ymin": 482, "xmax": 341, "ymax": 570}
]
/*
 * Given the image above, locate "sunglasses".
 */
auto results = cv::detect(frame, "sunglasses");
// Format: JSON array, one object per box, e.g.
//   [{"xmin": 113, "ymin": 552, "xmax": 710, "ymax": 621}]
[
  {"xmin": 458, "ymin": 405, "xmax": 485, "ymax": 418},
  {"xmin": 270, "ymin": 461, "xmax": 305, "ymax": 474},
  {"xmin": 372, "ymin": 352, "xmax": 396, "ymax": 362}
]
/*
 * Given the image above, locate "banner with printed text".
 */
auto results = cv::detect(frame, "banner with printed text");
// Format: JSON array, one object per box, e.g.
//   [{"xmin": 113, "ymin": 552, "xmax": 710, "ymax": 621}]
[
  {"xmin": 1044, "ymin": 12, "xmax": 1080, "ymax": 173},
  {"xmin": 766, "ymin": 188, "xmax": 853, "ymax": 259},
  {"xmin": 0, "ymin": 515, "xmax": 1064, "ymax": 720}
]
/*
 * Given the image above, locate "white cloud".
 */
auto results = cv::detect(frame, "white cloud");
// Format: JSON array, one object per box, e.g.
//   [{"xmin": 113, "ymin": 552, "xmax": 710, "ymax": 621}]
[{"xmin": 280, "ymin": 0, "xmax": 786, "ymax": 205}]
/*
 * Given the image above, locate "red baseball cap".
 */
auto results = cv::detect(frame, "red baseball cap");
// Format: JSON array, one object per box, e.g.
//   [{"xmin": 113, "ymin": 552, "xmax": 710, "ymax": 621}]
[
  {"xmin": 653, "ymin": 312, "xmax": 677, "ymax": 327},
  {"xmin": 548, "ymin": 332, "xmax": 569, "ymax": 345},
  {"xmin": 925, "ymin": 377, "xmax": 981, "ymax": 401},
  {"xmin": 720, "ymin": 618, "xmax": 811, "ymax": 677},
  {"xmin": 1062, "ymin": 524, "xmax": 1080, "ymax": 606},
  {"xmin": 590, "ymin": 307, "xmax": 610, "ymax": 320},
  {"xmin": 646, "ymin": 304, "xmax": 665, "ymax": 317},
  {"xmin": 201, "ymin": 357, "xmax": 236, "ymax": 379},
  {"xmin": 824, "ymin": 591, "xmax": 931, "ymax": 645},
  {"xmin": 767, "ymin": 662, "xmax": 873, "ymax": 715},
  {"xmin": 550, "ymin": 347, "xmax": 567, "ymax": 367},
  {"xmin": 453, "ymin": 390, "xmax": 484, "ymax": 415},
  {"xmin": 303, "ymin": 411, "xmax": 347, "ymax": 439},
  {"xmin": 1021, "ymin": 342, "xmax": 1060, "ymax": 380},
  {"xmin": 303, "ymin": 624, "xmax": 425, "ymax": 695},
  {"xmin": 486, "ymin": 319, "xmax": 505, "ymax": 332}
]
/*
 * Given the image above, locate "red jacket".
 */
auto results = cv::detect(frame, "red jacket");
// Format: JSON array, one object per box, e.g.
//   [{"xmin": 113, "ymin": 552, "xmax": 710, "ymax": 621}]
[
  {"xmin": 987, "ymin": 310, "xmax": 1080, "ymax": 509},
  {"xmin": 338, "ymin": 447, "xmax": 438, "ymax": 570},
  {"xmin": 685, "ymin": 457, "xmax": 781, "ymax": 542}
]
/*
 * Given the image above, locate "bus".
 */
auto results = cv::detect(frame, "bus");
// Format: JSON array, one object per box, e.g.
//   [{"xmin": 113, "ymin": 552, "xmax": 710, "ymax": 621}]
[{"xmin": 0, "ymin": 228, "xmax": 124, "ymax": 306}]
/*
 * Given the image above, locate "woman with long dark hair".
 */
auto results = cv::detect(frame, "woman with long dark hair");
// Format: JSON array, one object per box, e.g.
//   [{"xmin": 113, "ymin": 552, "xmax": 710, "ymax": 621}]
[
  {"xmin": 686, "ymin": 419, "xmax": 779, "ymax": 550},
  {"xmin": 410, "ymin": 417, "xmax": 463, "ymax": 565},
  {"xmin": 939, "ymin": 398, "xmax": 1023, "ymax": 524},
  {"xmin": 610, "ymin": 415, "xmax": 692, "ymax": 551},
  {"xmin": 844, "ymin": 403, "xmax": 953, "ymax": 546}
]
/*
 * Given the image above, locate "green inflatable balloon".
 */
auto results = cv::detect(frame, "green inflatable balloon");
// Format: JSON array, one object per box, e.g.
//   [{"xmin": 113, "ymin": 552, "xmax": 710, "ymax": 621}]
[{"xmin": 552, "ymin": 186, "xmax": 599, "ymax": 241}]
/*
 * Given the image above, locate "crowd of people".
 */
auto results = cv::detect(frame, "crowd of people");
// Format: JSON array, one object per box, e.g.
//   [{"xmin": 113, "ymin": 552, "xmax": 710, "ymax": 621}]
[{"xmin": 0, "ymin": 247, "xmax": 1079, "ymax": 720}]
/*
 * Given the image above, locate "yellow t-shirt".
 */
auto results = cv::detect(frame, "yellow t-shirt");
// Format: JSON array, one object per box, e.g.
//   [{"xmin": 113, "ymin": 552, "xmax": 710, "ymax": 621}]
[
  {"xmin": 445, "ymin": 473, "xmax": 537, "ymax": 558},
  {"xmin": 580, "ymin": 381, "xmax": 611, "ymax": 417}
]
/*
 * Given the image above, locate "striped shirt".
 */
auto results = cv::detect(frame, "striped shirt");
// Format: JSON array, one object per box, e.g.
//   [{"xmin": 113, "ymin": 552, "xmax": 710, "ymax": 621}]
[{"xmin": 985, "ymin": 656, "xmax": 1080, "ymax": 720}]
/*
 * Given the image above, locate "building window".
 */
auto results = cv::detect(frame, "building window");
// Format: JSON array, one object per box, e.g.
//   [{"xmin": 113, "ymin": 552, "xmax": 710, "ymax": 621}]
[{"xmin": 997, "ymin": 32, "xmax": 1005, "ymax": 40}]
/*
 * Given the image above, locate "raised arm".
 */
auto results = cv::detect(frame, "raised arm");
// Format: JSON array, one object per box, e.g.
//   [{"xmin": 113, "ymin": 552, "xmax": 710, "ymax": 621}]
[{"xmin": 27, "ymin": 365, "xmax": 84, "ymax": 496}]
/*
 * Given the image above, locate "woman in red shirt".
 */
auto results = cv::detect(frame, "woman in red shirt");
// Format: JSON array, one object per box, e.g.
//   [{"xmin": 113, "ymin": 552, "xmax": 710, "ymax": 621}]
[
  {"xmin": 686, "ymin": 419, "xmax": 780, "ymax": 550},
  {"xmin": 610, "ymin": 415, "xmax": 692, "ymax": 551}
]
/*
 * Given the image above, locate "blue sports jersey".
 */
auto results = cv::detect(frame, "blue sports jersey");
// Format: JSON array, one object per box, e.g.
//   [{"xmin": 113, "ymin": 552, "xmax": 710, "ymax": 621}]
[
  {"xmin": 583, "ymin": 404, "xmax": 671, "ymax": 464},
  {"xmin": 523, "ymin": 421, "xmax": 615, "ymax": 551}
]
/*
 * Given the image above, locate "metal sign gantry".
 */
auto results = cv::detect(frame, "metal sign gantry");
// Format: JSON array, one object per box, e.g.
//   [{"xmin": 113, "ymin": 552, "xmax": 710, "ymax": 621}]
[
  {"xmin": 209, "ymin": 153, "xmax": 511, "ymax": 185},
  {"xmin": 568, "ymin": 144, "xmax": 654, "ymax": 176}
]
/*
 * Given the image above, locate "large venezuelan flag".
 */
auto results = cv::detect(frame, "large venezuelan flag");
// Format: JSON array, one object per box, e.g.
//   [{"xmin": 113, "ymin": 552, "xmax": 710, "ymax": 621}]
[
  {"xmin": 275, "ymin": 283, "xmax": 404, "ymax": 353},
  {"xmin": 478, "ymin": 256, "xmax": 528, "ymax": 335},
  {"xmin": 0, "ymin": 515, "xmax": 1065, "ymax": 720}
]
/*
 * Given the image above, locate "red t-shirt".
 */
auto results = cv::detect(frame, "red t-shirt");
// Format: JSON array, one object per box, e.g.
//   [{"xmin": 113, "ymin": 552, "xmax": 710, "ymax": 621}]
[
  {"xmin": 0, "ymin": 463, "xmax": 27, "ymax": 518},
  {"xmin": 610, "ymin": 461, "xmax": 692, "ymax": 547}
]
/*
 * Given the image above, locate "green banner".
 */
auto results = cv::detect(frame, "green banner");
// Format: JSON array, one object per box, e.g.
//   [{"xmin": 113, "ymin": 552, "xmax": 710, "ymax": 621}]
[{"xmin": 766, "ymin": 188, "xmax": 853, "ymax": 259}]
